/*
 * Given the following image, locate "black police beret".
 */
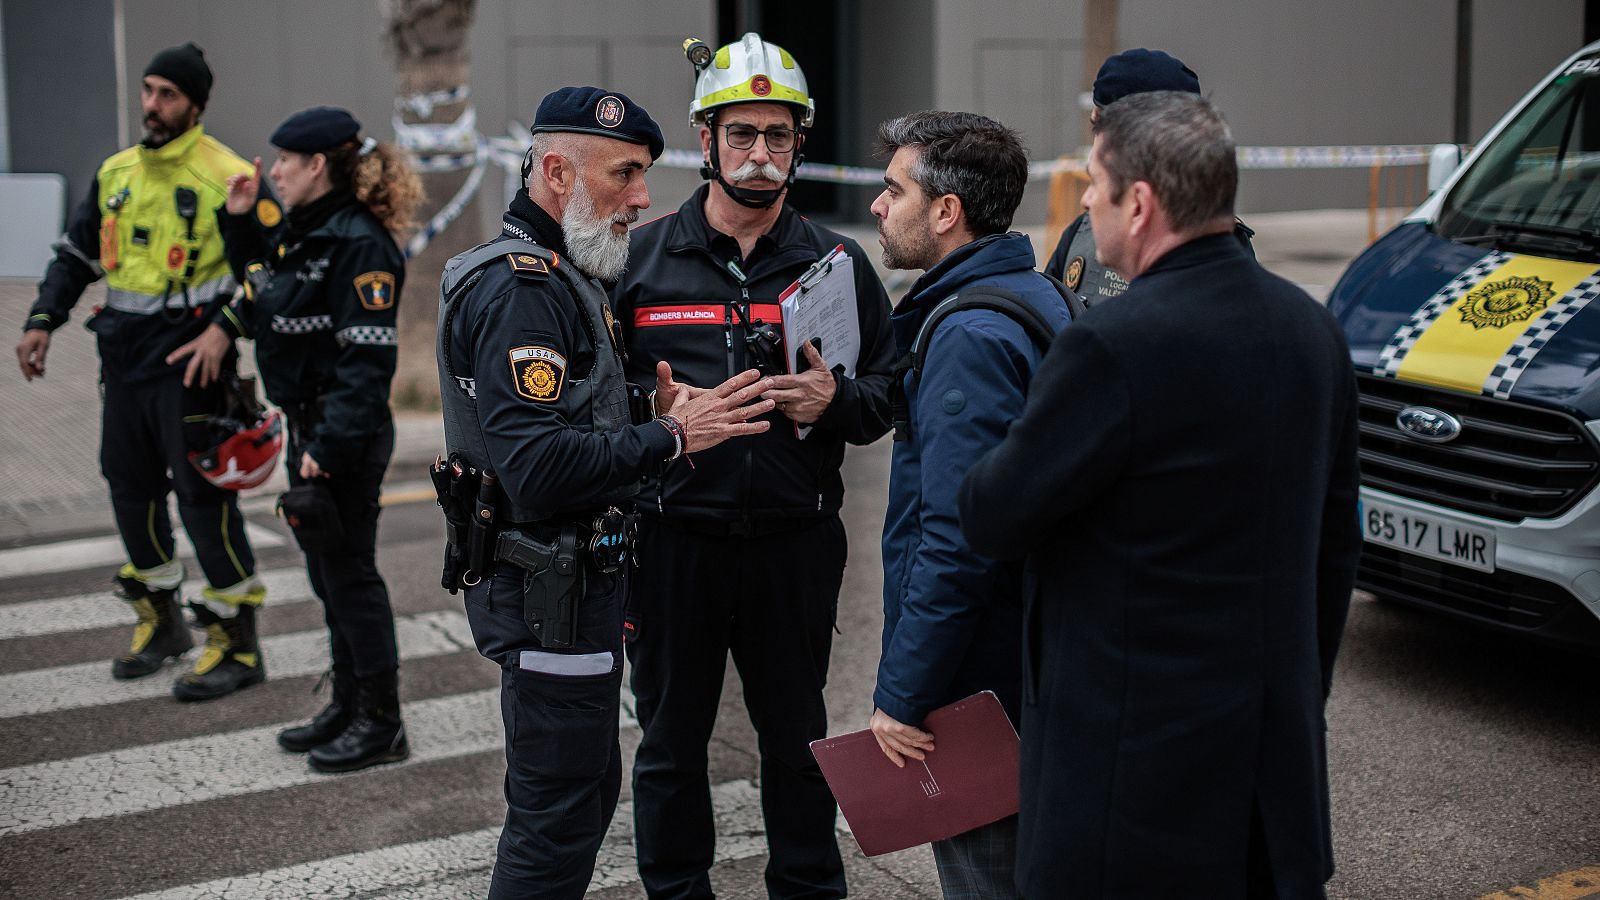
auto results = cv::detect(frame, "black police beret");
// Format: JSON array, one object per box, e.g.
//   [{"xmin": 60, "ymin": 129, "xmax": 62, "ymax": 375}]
[
  {"xmin": 270, "ymin": 107, "xmax": 362, "ymax": 154},
  {"xmin": 1093, "ymin": 49, "xmax": 1201, "ymax": 108},
  {"xmin": 530, "ymin": 86, "xmax": 664, "ymax": 161},
  {"xmin": 144, "ymin": 43, "xmax": 213, "ymax": 108}
]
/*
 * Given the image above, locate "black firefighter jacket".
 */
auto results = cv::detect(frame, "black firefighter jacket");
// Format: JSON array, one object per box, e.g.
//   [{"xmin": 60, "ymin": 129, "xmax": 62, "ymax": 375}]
[{"xmin": 612, "ymin": 184, "xmax": 895, "ymax": 523}]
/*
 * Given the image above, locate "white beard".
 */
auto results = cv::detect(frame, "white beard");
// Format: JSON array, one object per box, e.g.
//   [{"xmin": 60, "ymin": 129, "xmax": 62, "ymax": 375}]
[{"xmin": 563, "ymin": 178, "xmax": 635, "ymax": 282}]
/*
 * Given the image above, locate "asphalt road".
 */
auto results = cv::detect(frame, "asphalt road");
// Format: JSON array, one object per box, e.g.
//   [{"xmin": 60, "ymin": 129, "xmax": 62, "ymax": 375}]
[{"xmin": 2, "ymin": 436, "xmax": 1598, "ymax": 899}]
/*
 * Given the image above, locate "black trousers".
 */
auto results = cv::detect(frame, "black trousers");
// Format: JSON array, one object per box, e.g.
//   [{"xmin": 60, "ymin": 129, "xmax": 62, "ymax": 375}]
[
  {"xmin": 101, "ymin": 371, "xmax": 254, "ymax": 588},
  {"xmin": 465, "ymin": 557, "xmax": 626, "ymax": 900},
  {"xmin": 286, "ymin": 416, "xmax": 398, "ymax": 677},
  {"xmin": 627, "ymin": 516, "xmax": 847, "ymax": 900}
]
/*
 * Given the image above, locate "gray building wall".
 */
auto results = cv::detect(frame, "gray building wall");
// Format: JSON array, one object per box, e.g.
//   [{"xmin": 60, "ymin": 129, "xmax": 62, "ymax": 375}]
[
  {"xmin": 2, "ymin": 0, "xmax": 1590, "ymax": 229},
  {"xmin": 3, "ymin": 0, "xmax": 119, "ymax": 211}
]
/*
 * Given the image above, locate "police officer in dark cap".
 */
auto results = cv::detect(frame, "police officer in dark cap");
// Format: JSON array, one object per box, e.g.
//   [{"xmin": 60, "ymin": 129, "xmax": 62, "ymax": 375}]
[
  {"xmin": 170, "ymin": 105, "xmax": 423, "ymax": 772},
  {"xmin": 434, "ymin": 85, "xmax": 778, "ymax": 899},
  {"xmin": 1043, "ymin": 49, "xmax": 1254, "ymax": 304}
]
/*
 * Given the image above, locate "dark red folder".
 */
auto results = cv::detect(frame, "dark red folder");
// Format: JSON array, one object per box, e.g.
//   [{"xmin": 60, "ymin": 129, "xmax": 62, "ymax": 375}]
[{"xmin": 810, "ymin": 691, "xmax": 1020, "ymax": 857}]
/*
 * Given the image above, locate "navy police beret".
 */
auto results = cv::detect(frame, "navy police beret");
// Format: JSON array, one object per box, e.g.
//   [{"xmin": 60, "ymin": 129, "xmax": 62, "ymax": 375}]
[
  {"xmin": 531, "ymin": 86, "xmax": 664, "ymax": 161},
  {"xmin": 1093, "ymin": 49, "xmax": 1201, "ymax": 107},
  {"xmin": 270, "ymin": 107, "xmax": 362, "ymax": 154}
]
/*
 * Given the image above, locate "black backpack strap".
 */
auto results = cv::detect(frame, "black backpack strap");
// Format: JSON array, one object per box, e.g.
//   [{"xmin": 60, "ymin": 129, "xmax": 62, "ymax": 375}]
[
  {"xmin": 890, "ymin": 288, "xmax": 1060, "ymax": 442},
  {"xmin": 1039, "ymin": 272, "xmax": 1088, "ymax": 321}
]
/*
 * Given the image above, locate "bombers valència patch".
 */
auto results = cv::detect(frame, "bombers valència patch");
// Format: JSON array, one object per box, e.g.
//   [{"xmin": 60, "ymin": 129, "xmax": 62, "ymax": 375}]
[
  {"xmin": 509, "ymin": 345, "xmax": 566, "ymax": 402},
  {"xmin": 1457, "ymin": 275, "xmax": 1555, "ymax": 330}
]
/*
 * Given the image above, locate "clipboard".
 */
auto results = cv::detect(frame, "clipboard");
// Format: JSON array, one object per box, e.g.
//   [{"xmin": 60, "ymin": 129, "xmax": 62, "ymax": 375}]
[
  {"xmin": 809, "ymin": 691, "xmax": 1020, "ymax": 857},
  {"xmin": 778, "ymin": 244, "xmax": 861, "ymax": 439}
]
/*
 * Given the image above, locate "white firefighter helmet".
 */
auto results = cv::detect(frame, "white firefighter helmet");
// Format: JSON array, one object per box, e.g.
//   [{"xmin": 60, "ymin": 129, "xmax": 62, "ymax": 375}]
[{"xmin": 688, "ymin": 33, "xmax": 815, "ymax": 128}]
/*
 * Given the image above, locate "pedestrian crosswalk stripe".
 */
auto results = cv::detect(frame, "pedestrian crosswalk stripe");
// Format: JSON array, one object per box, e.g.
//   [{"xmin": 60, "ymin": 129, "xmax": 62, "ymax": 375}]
[
  {"xmin": 0, "ymin": 688, "xmax": 502, "ymax": 837},
  {"xmin": 0, "ymin": 522, "xmax": 286, "ymax": 581},
  {"xmin": 117, "ymin": 779, "xmax": 777, "ymax": 899},
  {"xmin": 3, "ymin": 680, "xmax": 648, "ymax": 840},
  {"xmin": 0, "ymin": 568, "xmax": 313, "ymax": 641},
  {"xmin": 0, "ymin": 609, "xmax": 475, "ymax": 719}
]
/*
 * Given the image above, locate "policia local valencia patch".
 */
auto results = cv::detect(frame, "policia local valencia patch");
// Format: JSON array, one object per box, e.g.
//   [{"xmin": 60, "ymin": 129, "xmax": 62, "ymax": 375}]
[
  {"xmin": 355, "ymin": 272, "xmax": 396, "ymax": 311},
  {"xmin": 509, "ymin": 346, "xmax": 566, "ymax": 402}
]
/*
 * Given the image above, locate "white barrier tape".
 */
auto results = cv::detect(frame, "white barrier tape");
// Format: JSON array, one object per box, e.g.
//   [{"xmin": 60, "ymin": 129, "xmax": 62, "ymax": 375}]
[
  {"xmin": 398, "ymin": 84, "xmax": 470, "ymax": 118},
  {"xmin": 405, "ymin": 140, "xmax": 488, "ymax": 259},
  {"xmin": 402, "ymin": 123, "xmax": 1441, "ymax": 255},
  {"xmin": 393, "ymin": 105, "xmax": 478, "ymax": 155}
]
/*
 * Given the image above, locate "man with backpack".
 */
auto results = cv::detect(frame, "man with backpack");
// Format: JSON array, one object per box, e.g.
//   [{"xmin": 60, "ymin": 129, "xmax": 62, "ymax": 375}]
[{"xmin": 868, "ymin": 110, "xmax": 1074, "ymax": 899}]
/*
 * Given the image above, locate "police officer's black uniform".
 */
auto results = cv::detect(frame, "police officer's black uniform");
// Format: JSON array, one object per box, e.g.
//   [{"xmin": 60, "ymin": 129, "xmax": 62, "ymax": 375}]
[
  {"xmin": 214, "ymin": 108, "xmax": 407, "ymax": 772},
  {"xmin": 613, "ymin": 183, "xmax": 895, "ymax": 899},
  {"xmin": 436, "ymin": 88, "xmax": 676, "ymax": 900}
]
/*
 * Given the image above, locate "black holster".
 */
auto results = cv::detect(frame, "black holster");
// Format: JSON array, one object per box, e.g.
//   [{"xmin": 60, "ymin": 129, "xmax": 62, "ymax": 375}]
[{"xmin": 495, "ymin": 527, "xmax": 581, "ymax": 650}]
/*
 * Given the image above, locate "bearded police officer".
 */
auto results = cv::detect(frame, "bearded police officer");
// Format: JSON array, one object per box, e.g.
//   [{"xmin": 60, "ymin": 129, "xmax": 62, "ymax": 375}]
[
  {"xmin": 14, "ymin": 43, "xmax": 269, "ymax": 700},
  {"xmin": 435, "ymin": 86, "xmax": 776, "ymax": 900},
  {"xmin": 1044, "ymin": 49, "xmax": 1254, "ymax": 305}
]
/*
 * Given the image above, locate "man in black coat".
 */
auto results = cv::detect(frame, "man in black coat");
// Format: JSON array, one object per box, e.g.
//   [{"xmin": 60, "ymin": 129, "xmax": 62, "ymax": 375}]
[{"xmin": 959, "ymin": 92, "xmax": 1361, "ymax": 899}]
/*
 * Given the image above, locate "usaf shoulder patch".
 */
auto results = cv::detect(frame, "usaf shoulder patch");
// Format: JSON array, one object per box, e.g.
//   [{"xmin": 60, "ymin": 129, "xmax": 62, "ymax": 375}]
[
  {"xmin": 508, "ymin": 253, "xmax": 550, "ymax": 279},
  {"xmin": 354, "ymin": 271, "xmax": 396, "ymax": 310},
  {"xmin": 509, "ymin": 345, "xmax": 567, "ymax": 402},
  {"xmin": 1064, "ymin": 256, "xmax": 1086, "ymax": 292},
  {"xmin": 255, "ymin": 198, "xmax": 283, "ymax": 229}
]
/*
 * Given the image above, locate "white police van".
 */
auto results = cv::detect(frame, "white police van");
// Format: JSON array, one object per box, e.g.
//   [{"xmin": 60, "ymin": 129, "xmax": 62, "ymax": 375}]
[{"xmin": 1328, "ymin": 41, "xmax": 1600, "ymax": 645}]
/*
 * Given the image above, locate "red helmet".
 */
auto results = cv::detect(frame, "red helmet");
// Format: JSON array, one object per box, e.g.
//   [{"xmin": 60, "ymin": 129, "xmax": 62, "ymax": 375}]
[{"xmin": 187, "ymin": 411, "xmax": 284, "ymax": 490}]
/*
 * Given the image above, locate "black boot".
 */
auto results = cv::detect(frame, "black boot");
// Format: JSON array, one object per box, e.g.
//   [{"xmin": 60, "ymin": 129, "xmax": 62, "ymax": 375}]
[
  {"xmin": 278, "ymin": 668, "xmax": 354, "ymax": 752},
  {"xmin": 172, "ymin": 604, "xmax": 266, "ymax": 702},
  {"xmin": 308, "ymin": 669, "xmax": 409, "ymax": 773},
  {"xmin": 110, "ymin": 571, "xmax": 193, "ymax": 680}
]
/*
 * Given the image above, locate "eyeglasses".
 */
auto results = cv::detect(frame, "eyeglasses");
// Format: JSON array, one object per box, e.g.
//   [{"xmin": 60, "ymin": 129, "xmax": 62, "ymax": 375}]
[{"xmin": 721, "ymin": 124, "xmax": 800, "ymax": 153}]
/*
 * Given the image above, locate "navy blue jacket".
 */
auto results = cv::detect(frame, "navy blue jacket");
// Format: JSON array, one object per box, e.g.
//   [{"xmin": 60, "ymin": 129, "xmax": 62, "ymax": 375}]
[{"xmin": 876, "ymin": 232, "xmax": 1071, "ymax": 727}]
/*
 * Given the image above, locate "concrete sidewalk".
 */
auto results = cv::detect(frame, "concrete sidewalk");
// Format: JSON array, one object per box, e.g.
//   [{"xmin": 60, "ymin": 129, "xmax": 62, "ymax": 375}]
[{"xmin": 0, "ymin": 207, "xmax": 1378, "ymax": 548}]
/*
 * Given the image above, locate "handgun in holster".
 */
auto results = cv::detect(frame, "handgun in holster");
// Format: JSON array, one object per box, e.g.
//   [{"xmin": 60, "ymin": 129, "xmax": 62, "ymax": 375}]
[{"xmin": 495, "ymin": 528, "xmax": 581, "ymax": 650}]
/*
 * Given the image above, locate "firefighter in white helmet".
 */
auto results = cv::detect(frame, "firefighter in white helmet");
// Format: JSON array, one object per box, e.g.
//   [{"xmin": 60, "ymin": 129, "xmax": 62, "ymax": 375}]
[{"xmin": 612, "ymin": 32, "xmax": 896, "ymax": 899}]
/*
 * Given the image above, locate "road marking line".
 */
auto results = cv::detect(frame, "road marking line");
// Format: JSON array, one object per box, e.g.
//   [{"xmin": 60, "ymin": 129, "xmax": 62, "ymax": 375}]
[
  {"xmin": 0, "ymin": 609, "xmax": 475, "ymax": 718},
  {"xmin": 380, "ymin": 485, "xmax": 438, "ymax": 507},
  {"xmin": 117, "ymin": 779, "xmax": 791, "ymax": 899},
  {"xmin": 0, "ymin": 688, "xmax": 500, "ymax": 838},
  {"xmin": 0, "ymin": 522, "xmax": 285, "ymax": 580},
  {"xmin": 1479, "ymin": 867, "xmax": 1600, "ymax": 900},
  {"xmin": 0, "ymin": 567, "xmax": 313, "ymax": 641},
  {"xmin": 3, "ymin": 676, "xmax": 648, "ymax": 840}
]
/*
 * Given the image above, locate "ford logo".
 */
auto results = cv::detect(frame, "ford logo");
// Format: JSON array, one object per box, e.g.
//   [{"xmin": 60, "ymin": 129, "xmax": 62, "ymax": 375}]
[{"xmin": 1396, "ymin": 406, "xmax": 1462, "ymax": 443}]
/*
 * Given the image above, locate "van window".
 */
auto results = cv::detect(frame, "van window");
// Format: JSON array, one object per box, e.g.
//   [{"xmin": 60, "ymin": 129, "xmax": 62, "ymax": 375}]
[{"xmin": 1436, "ymin": 56, "xmax": 1600, "ymax": 261}]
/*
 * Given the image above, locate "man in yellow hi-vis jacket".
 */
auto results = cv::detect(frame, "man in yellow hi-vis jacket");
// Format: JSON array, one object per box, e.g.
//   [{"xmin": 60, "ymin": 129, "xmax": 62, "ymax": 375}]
[{"xmin": 14, "ymin": 43, "xmax": 269, "ymax": 702}]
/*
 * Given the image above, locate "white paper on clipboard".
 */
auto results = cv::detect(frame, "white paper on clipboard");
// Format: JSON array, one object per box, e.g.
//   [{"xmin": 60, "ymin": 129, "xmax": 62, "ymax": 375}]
[{"xmin": 778, "ymin": 244, "xmax": 861, "ymax": 439}]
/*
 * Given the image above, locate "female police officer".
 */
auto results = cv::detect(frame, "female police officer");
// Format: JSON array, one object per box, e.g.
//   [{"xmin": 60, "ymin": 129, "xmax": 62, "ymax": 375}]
[{"xmin": 169, "ymin": 107, "xmax": 422, "ymax": 773}]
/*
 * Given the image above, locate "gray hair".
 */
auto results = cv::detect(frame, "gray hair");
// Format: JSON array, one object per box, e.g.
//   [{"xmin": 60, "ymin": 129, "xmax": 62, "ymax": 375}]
[
  {"xmin": 524, "ymin": 132, "xmax": 590, "ymax": 186},
  {"xmin": 1092, "ymin": 92, "xmax": 1236, "ymax": 232},
  {"xmin": 875, "ymin": 111, "xmax": 1028, "ymax": 237}
]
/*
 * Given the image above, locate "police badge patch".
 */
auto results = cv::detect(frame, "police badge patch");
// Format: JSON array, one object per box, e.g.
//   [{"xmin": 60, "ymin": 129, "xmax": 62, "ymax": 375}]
[
  {"xmin": 1065, "ymin": 256, "xmax": 1086, "ymax": 292},
  {"xmin": 255, "ymin": 198, "xmax": 283, "ymax": 228},
  {"xmin": 509, "ymin": 346, "xmax": 567, "ymax": 402},
  {"xmin": 354, "ymin": 271, "xmax": 396, "ymax": 310},
  {"xmin": 1458, "ymin": 275, "xmax": 1555, "ymax": 330},
  {"xmin": 595, "ymin": 96, "xmax": 625, "ymax": 129}
]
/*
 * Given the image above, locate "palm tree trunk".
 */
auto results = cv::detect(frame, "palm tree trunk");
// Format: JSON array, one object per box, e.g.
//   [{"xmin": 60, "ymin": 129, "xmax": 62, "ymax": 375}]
[{"xmin": 381, "ymin": 0, "xmax": 479, "ymax": 407}]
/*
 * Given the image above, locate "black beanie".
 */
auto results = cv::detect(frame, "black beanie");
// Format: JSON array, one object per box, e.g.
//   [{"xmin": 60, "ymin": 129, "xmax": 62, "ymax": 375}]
[{"xmin": 144, "ymin": 43, "xmax": 213, "ymax": 108}]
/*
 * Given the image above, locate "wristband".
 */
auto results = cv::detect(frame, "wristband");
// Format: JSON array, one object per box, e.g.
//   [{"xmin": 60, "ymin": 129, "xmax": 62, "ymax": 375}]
[{"xmin": 656, "ymin": 414, "xmax": 685, "ymax": 461}]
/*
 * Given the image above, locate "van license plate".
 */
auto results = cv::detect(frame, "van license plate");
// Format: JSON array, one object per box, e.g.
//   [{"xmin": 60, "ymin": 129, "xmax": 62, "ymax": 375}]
[{"xmin": 1361, "ymin": 498, "xmax": 1495, "ymax": 573}]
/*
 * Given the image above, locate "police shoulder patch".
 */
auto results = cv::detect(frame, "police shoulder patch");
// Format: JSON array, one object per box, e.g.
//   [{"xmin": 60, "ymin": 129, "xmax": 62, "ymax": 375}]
[
  {"xmin": 1064, "ymin": 256, "xmax": 1086, "ymax": 292},
  {"xmin": 509, "ymin": 345, "xmax": 567, "ymax": 402},
  {"xmin": 354, "ymin": 271, "xmax": 396, "ymax": 310},
  {"xmin": 255, "ymin": 198, "xmax": 283, "ymax": 228},
  {"xmin": 508, "ymin": 253, "xmax": 550, "ymax": 279}
]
